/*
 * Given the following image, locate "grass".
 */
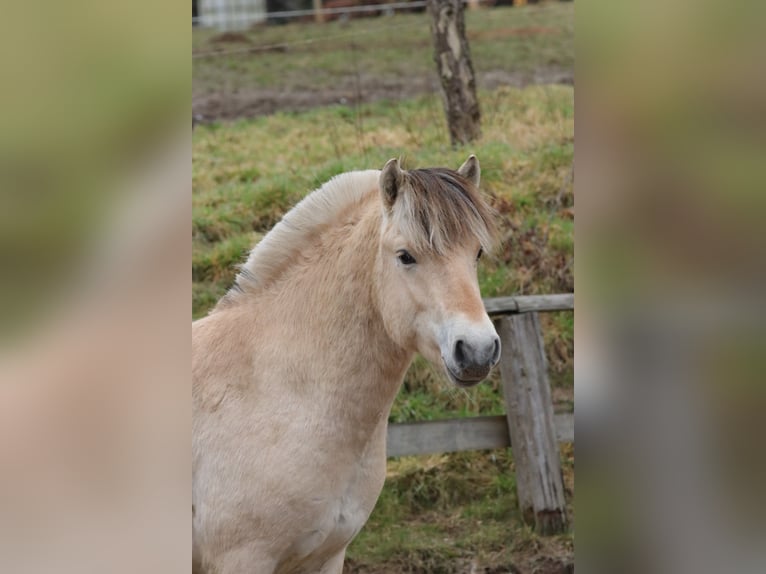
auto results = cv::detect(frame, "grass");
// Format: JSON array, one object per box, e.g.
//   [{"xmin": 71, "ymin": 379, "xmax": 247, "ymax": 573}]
[
  {"xmin": 193, "ymin": 85, "xmax": 574, "ymax": 324},
  {"xmin": 193, "ymin": 3, "xmax": 573, "ymax": 118},
  {"xmin": 193, "ymin": 4, "xmax": 573, "ymax": 86},
  {"xmin": 192, "ymin": 85, "xmax": 574, "ymax": 571},
  {"xmin": 193, "ymin": 4, "xmax": 573, "ymax": 572},
  {"xmin": 348, "ymin": 445, "xmax": 575, "ymax": 573}
]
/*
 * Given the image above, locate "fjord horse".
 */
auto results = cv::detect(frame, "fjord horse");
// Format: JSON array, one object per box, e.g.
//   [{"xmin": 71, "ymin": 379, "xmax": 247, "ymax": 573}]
[{"xmin": 193, "ymin": 156, "xmax": 500, "ymax": 573}]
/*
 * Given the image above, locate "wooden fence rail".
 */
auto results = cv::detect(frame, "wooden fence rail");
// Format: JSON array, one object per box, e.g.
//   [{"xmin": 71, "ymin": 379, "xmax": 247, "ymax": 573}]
[
  {"xmin": 385, "ymin": 292, "xmax": 574, "ymax": 535},
  {"xmin": 387, "ymin": 413, "xmax": 573, "ymax": 457},
  {"xmin": 482, "ymin": 292, "xmax": 574, "ymax": 316}
]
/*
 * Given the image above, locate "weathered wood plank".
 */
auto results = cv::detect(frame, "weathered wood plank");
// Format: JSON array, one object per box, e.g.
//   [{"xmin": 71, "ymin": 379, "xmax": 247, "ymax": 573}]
[
  {"xmin": 554, "ymin": 412, "xmax": 574, "ymax": 443},
  {"xmin": 386, "ymin": 413, "xmax": 573, "ymax": 458},
  {"xmin": 387, "ymin": 415, "xmax": 508, "ymax": 458},
  {"xmin": 497, "ymin": 313, "xmax": 569, "ymax": 535},
  {"xmin": 482, "ymin": 293, "xmax": 573, "ymax": 316}
]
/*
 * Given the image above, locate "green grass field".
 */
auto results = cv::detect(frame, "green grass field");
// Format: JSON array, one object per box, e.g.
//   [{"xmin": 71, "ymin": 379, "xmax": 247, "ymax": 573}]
[
  {"xmin": 192, "ymin": 3, "xmax": 573, "ymax": 84},
  {"xmin": 193, "ymin": 4, "xmax": 573, "ymax": 572},
  {"xmin": 193, "ymin": 3, "xmax": 573, "ymax": 118}
]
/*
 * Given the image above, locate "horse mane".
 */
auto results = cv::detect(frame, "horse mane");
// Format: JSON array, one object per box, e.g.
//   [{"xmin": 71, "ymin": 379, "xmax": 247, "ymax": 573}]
[
  {"xmin": 215, "ymin": 165, "xmax": 497, "ymax": 310},
  {"xmin": 216, "ymin": 170, "xmax": 379, "ymax": 308},
  {"xmin": 390, "ymin": 168, "xmax": 497, "ymax": 256}
]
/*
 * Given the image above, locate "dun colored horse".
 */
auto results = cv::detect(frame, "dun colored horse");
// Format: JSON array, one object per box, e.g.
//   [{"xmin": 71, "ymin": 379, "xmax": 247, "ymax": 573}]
[{"xmin": 193, "ymin": 156, "xmax": 500, "ymax": 573}]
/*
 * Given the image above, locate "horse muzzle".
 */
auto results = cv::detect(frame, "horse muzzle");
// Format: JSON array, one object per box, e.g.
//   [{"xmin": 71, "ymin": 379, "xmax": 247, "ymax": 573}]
[{"xmin": 442, "ymin": 334, "xmax": 501, "ymax": 387}]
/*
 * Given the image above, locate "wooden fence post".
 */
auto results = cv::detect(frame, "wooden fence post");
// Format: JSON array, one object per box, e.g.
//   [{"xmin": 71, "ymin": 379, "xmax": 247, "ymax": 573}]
[
  {"xmin": 496, "ymin": 313, "xmax": 568, "ymax": 535},
  {"xmin": 313, "ymin": 0, "xmax": 325, "ymax": 23}
]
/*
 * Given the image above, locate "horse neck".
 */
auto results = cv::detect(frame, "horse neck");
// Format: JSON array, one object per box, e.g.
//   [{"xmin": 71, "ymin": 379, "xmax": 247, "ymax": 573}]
[{"xmin": 262, "ymin": 196, "xmax": 412, "ymax": 427}]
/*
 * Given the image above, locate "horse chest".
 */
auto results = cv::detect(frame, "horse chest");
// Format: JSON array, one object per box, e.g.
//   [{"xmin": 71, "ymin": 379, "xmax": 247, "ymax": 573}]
[{"xmin": 284, "ymin": 451, "xmax": 385, "ymax": 569}]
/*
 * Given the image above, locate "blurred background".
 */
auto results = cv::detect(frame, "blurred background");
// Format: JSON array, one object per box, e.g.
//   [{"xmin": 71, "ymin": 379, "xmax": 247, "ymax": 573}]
[
  {"xmin": 0, "ymin": 0, "xmax": 764, "ymax": 573},
  {"xmin": 193, "ymin": 2, "xmax": 574, "ymax": 572},
  {"xmin": 577, "ymin": 2, "xmax": 766, "ymax": 573}
]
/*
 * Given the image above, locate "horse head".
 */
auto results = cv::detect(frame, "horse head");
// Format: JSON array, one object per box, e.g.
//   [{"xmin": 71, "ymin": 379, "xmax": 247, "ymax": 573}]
[{"xmin": 375, "ymin": 156, "xmax": 500, "ymax": 387}]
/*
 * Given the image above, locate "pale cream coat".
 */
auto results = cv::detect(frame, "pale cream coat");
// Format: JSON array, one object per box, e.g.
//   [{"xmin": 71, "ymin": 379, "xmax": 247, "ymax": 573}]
[{"xmin": 193, "ymin": 157, "xmax": 499, "ymax": 574}]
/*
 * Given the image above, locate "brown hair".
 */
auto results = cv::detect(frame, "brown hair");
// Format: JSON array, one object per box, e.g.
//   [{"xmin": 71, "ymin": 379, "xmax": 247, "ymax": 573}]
[{"xmin": 390, "ymin": 168, "xmax": 498, "ymax": 256}]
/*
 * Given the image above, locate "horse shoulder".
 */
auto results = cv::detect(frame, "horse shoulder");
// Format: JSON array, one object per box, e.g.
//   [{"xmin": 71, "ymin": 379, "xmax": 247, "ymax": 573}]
[{"xmin": 192, "ymin": 310, "xmax": 259, "ymax": 412}]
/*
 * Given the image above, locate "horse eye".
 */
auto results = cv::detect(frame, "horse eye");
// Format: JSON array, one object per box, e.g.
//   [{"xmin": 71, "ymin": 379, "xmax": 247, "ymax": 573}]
[
  {"xmin": 397, "ymin": 250, "xmax": 417, "ymax": 266},
  {"xmin": 477, "ymin": 247, "xmax": 484, "ymax": 261}
]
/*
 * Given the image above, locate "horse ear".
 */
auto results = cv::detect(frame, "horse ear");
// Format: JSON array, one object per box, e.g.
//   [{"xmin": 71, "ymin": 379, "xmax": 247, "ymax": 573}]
[
  {"xmin": 457, "ymin": 155, "xmax": 481, "ymax": 188},
  {"xmin": 379, "ymin": 158, "xmax": 404, "ymax": 210}
]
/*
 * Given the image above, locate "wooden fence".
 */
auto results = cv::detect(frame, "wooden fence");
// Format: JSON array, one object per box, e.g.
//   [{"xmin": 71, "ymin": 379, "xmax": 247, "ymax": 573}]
[{"xmin": 386, "ymin": 293, "xmax": 574, "ymax": 535}]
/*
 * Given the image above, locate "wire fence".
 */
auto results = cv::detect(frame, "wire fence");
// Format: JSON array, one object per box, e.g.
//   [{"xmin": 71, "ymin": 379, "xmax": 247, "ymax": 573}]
[
  {"xmin": 192, "ymin": 9, "xmax": 447, "ymax": 122},
  {"xmin": 193, "ymin": 0, "xmax": 426, "ymax": 29},
  {"xmin": 192, "ymin": 1, "xmax": 573, "ymax": 122},
  {"xmin": 192, "ymin": 17, "xmax": 426, "ymax": 59},
  {"xmin": 191, "ymin": 0, "xmax": 500, "ymax": 30}
]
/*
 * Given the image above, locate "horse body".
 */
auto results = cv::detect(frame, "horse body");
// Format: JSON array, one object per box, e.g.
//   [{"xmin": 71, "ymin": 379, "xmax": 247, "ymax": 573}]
[{"xmin": 193, "ymin": 158, "xmax": 499, "ymax": 573}]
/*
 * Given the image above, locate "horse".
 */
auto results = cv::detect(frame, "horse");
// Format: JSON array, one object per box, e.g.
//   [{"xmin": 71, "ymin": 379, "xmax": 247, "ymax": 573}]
[{"xmin": 192, "ymin": 155, "xmax": 501, "ymax": 573}]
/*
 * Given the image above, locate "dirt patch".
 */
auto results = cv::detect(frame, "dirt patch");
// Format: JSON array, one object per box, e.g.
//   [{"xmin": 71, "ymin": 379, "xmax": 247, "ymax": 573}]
[
  {"xmin": 469, "ymin": 27, "xmax": 561, "ymax": 41},
  {"xmin": 209, "ymin": 31, "xmax": 252, "ymax": 44},
  {"xmin": 343, "ymin": 551, "xmax": 573, "ymax": 574},
  {"xmin": 192, "ymin": 67, "xmax": 573, "ymax": 122},
  {"xmin": 194, "ymin": 43, "xmax": 288, "ymax": 58},
  {"xmin": 481, "ymin": 68, "xmax": 573, "ymax": 88}
]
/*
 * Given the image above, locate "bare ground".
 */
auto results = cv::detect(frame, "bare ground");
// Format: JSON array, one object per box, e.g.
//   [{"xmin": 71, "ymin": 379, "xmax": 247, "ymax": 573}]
[
  {"xmin": 192, "ymin": 67, "xmax": 573, "ymax": 122},
  {"xmin": 344, "ymin": 546, "xmax": 575, "ymax": 574}
]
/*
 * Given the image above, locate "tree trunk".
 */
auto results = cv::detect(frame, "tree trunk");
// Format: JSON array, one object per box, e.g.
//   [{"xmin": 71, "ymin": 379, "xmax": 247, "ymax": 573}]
[{"xmin": 427, "ymin": 0, "xmax": 481, "ymax": 146}]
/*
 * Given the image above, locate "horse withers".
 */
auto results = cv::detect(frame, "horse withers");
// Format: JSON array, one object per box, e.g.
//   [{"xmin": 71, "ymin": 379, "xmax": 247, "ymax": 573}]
[{"xmin": 192, "ymin": 156, "xmax": 500, "ymax": 573}]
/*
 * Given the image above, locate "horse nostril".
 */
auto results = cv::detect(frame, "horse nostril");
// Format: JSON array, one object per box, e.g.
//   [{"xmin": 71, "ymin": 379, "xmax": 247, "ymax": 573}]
[
  {"xmin": 454, "ymin": 339, "xmax": 466, "ymax": 366},
  {"xmin": 492, "ymin": 337, "xmax": 501, "ymax": 364}
]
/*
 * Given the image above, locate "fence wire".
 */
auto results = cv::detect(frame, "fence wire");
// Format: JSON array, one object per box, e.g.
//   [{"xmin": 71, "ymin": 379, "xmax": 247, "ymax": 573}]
[
  {"xmin": 193, "ymin": 17, "xmax": 427, "ymax": 59},
  {"xmin": 192, "ymin": 0, "xmax": 493, "ymax": 29},
  {"xmin": 194, "ymin": 1, "xmax": 427, "ymax": 27}
]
